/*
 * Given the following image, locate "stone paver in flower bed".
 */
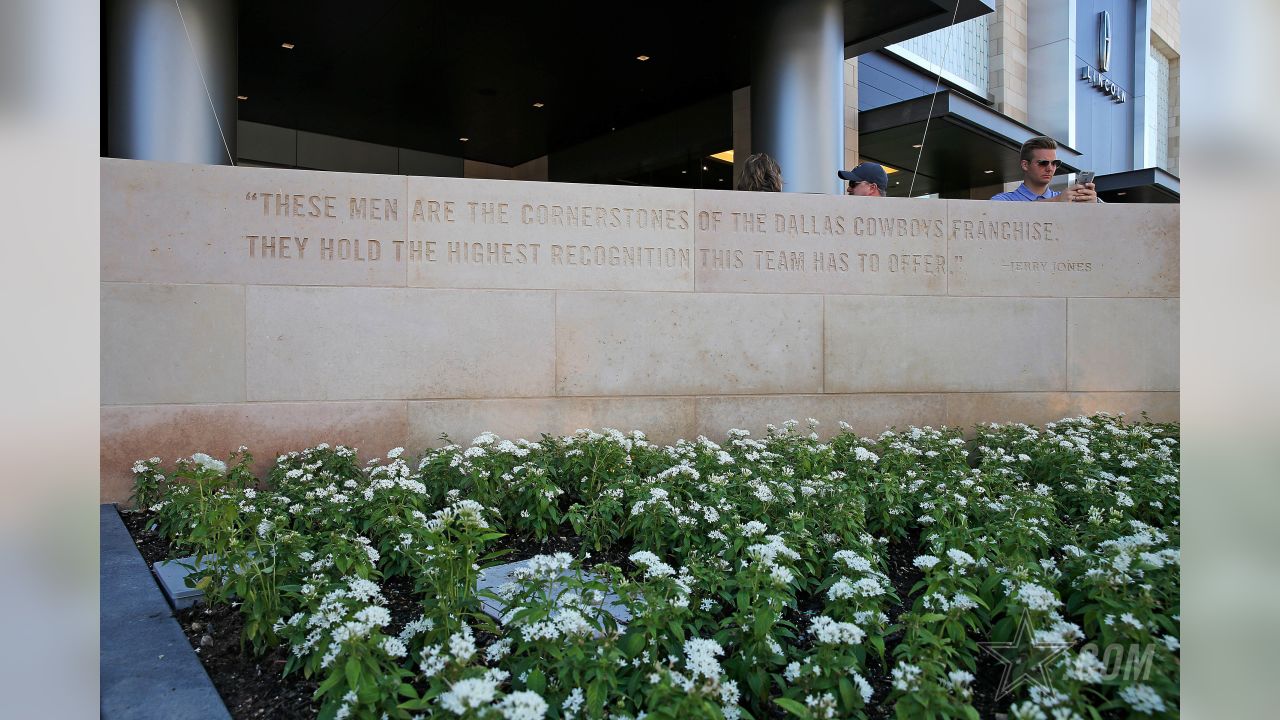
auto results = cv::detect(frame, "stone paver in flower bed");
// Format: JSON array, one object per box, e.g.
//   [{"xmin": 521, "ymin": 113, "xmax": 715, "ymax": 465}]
[
  {"xmin": 476, "ymin": 558, "xmax": 632, "ymax": 628},
  {"xmin": 154, "ymin": 555, "xmax": 215, "ymax": 610},
  {"xmin": 100, "ymin": 504, "xmax": 230, "ymax": 720}
]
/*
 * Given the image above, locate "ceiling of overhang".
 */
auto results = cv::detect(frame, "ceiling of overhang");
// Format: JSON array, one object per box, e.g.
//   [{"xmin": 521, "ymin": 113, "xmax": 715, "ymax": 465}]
[{"xmin": 237, "ymin": 0, "xmax": 993, "ymax": 167}]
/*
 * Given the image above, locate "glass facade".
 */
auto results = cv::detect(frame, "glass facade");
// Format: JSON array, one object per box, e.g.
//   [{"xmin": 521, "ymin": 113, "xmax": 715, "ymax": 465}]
[
  {"xmin": 1152, "ymin": 43, "xmax": 1171, "ymax": 171},
  {"xmin": 886, "ymin": 16, "xmax": 989, "ymax": 97}
]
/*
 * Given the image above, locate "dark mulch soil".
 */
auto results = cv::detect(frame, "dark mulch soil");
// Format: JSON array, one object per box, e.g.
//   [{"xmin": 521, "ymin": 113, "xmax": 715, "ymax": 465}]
[
  {"xmin": 120, "ymin": 509, "xmax": 175, "ymax": 566},
  {"xmin": 175, "ymin": 602, "xmax": 320, "ymax": 720},
  {"xmin": 119, "ymin": 508, "xmax": 1020, "ymax": 719}
]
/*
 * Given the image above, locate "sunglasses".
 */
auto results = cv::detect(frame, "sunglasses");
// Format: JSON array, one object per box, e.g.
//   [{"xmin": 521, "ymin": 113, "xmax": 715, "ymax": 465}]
[{"xmin": 1031, "ymin": 159, "xmax": 1062, "ymax": 168}]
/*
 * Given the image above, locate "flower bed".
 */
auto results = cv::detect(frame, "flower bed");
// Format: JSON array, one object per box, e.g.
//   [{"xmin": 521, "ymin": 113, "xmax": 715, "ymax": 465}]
[{"xmin": 129, "ymin": 414, "xmax": 1179, "ymax": 720}]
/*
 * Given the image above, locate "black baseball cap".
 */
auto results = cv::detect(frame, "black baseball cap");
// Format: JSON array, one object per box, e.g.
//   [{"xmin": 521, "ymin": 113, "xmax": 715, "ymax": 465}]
[{"xmin": 837, "ymin": 162, "xmax": 889, "ymax": 191}]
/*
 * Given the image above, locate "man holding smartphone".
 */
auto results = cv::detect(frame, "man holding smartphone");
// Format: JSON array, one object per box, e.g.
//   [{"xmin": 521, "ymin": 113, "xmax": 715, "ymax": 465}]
[{"xmin": 991, "ymin": 136, "xmax": 1099, "ymax": 202}]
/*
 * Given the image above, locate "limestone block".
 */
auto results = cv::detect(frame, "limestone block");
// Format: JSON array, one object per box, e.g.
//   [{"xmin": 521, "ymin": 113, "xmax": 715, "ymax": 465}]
[
  {"xmin": 943, "ymin": 391, "xmax": 1180, "ymax": 434},
  {"xmin": 1068, "ymin": 298, "xmax": 1179, "ymax": 391},
  {"xmin": 407, "ymin": 177, "xmax": 694, "ymax": 291},
  {"xmin": 102, "ymin": 158, "xmax": 408, "ymax": 286},
  {"xmin": 694, "ymin": 394, "xmax": 946, "ymax": 441},
  {"xmin": 245, "ymin": 286, "xmax": 555, "ymax": 401},
  {"xmin": 692, "ymin": 190, "xmax": 948, "ymax": 295},
  {"xmin": 556, "ymin": 292, "xmax": 823, "ymax": 396},
  {"xmin": 945, "ymin": 200, "xmax": 1179, "ymax": 297},
  {"xmin": 825, "ymin": 296, "xmax": 1067, "ymax": 392},
  {"xmin": 408, "ymin": 397, "xmax": 697, "ymax": 449},
  {"xmin": 100, "ymin": 401, "xmax": 408, "ymax": 504},
  {"xmin": 101, "ymin": 283, "xmax": 245, "ymax": 405}
]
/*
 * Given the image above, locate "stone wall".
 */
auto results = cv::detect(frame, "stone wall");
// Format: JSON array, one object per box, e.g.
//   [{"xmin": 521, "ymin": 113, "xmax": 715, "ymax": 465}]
[
  {"xmin": 988, "ymin": 0, "xmax": 1030, "ymax": 123},
  {"xmin": 100, "ymin": 159, "xmax": 1179, "ymax": 502},
  {"xmin": 1151, "ymin": 0, "xmax": 1180, "ymax": 55}
]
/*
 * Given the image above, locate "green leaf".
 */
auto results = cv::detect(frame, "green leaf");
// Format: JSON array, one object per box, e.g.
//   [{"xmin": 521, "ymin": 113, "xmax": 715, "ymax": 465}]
[
  {"xmin": 527, "ymin": 668, "xmax": 546, "ymax": 694},
  {"xmin": 774, "ymin": 697, "xmax": 811, "ymax": 718},
  {"xmin": 316, "ymin": 668, "xmax": 343, "ymax": 696},
  {"xmin": 838, "ymin": 677, "xmax": 856, "ymax": 708},
  {"xmin": 587, "ymin": 682, "xmax": 606, "ymax": 714},
  {"xmin": 753, "ymin": 610, "xmax": 773, "ymax": 637},
  {"xmin": 621, "ymin": 632, "xmax": 645, "ymax": 658},
  {"xmin": 345, "ymin": 656, "xmax": 360, "ymax": 690}
]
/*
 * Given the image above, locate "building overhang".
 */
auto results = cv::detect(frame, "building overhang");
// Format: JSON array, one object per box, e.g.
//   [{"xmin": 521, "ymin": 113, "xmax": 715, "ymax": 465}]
[
  {"xmin": 1095, "ymin": 167, "xmax": 1180, "ymax": 203},
  {"xmin": 844, "ymin": 0, "xmax": 996, "ymax": 58},
  {"xmin": 228, "ymin": 1, "xmax": 996, "ymax": 167},
  {"xmin": 857, "ymin": 90, "xmax": 1083, "ymax": 197}
]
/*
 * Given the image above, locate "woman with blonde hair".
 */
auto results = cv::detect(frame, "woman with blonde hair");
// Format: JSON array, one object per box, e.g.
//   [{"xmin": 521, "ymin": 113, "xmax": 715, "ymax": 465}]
[{"xmin": 735, "ymin": 152, "xmax": 783, "ymax": 192}]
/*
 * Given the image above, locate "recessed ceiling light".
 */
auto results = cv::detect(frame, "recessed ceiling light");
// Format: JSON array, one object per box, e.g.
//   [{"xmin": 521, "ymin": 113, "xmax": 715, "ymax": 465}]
[
  {"xmin": 1117, "ymin": 191, "xmax": 1127, "ymax": 195},
  {"xmin": 912, "ymin": 144, "xmax": 923, "ymax": 148},
  {"xmin": 236, "ymin": 95, "xmax": 248, "ymax": 101},
  {"xmin": 681, "ymin": 170, "xmax": 687, "ymax": 174},
  {"xmin": 459, "ymin": 137, "xmax": 469, "ymax": 142},
  {"xmin": 894, "ymin": 181, "xmax": 900, "ymax": 185},
  {"xmin": 702, "ymin": 165, "xmax": 708, "ymax": 171},
  {"xmin": 984, "ymin": 169, "xmax": 994, "ymax": 174},
  {"xmin": 281, "ymin": 42, "xmax": 295, "ymax": 49},
  {"xmin": 532, "ymin": 102, "xmax": 544, "ymax": 108},
  {"xmin": 718, "ymin": 178, "xmax": 723, "ymax": 182},
  {"xmin": 636, "ymin": 55, "xmax": 650, "ymax": 61}
]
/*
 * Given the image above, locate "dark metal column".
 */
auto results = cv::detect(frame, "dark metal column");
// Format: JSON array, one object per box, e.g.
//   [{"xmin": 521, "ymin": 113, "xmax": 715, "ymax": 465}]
[
  {"xmin": 750, "ymin": 0, "xmax": 845, "ymax": 194},
  {"xmin": 105, "ymin": 0, "xmax": 237, "ymax": 164}
]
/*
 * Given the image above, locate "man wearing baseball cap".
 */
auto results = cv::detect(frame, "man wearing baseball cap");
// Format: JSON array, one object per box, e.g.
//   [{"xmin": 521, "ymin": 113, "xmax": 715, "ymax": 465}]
[{"xmin": 838, "ymin": 162, "xmax": 888, "ymax": 197}]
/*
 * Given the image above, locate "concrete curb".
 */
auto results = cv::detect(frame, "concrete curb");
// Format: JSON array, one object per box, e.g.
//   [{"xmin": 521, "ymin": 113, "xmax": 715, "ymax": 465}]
[{"xmin": 100, "ymin": 503, "xmax": 232, "ymax": 720}]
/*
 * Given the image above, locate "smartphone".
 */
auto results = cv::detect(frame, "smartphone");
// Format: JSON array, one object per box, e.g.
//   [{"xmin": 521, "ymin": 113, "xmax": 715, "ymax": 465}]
[{"xmin": 1078, "ymin": 171, "xmax": 1095, "ymax": 186}]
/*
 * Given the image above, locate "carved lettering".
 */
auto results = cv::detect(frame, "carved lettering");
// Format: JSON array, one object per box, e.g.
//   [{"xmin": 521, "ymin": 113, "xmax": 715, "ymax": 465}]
[
  {"xmin": 951, "ymin": 220, "xmax": 1055, "ymax": 241},
  {"xmin": 257, "ymin": 192, "xmax": 338, "ymax": 218},
  {"xmin": 515, "ymin": 204, "xmax": 689, "ymax": 230},
  {"xmin": 349, "ymin": 197, "xmax": 398, "ymax": 221},
  {"xmin": 1004, "ymin": 260, "xmax": 1094, "ymax": 273},
  {"xmin": 412, "ymin": 199, "xmax": 455, "ymax": 223}
]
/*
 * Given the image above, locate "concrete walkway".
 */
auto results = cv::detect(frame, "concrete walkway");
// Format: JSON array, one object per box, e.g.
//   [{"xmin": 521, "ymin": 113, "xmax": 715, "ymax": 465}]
[{"xmin": 100, "ymin": 504, "xmax": 231, "ymax": 720}]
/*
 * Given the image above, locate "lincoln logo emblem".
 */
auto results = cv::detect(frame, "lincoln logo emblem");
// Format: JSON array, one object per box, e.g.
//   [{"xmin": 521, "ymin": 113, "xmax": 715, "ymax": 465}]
[{"xmin": 1099, "ymin": 11, "xmax": 1112, "ymax": 72}]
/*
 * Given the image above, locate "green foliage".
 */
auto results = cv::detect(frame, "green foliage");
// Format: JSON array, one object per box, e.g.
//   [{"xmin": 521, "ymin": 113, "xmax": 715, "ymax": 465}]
[{"xmin": 133, "ymin": 414, "xmax": 1179, "ymax": 719}]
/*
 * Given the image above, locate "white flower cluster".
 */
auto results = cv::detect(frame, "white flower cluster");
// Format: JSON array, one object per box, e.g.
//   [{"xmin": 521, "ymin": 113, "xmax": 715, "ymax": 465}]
[
  {"xmin": 913, "ymin": 555, "xmax": 941, "ymax": 570},
  {"xmin": 1014, "ymin": 582, "xmax": 1062, "ymax": 611},
  {"xmin": 804, "ymin": 692, "xmax": 837, "ymax": 718},
  {"xmin": 629, "ymin": 550, "xmax": 676, "ymax": 579},
  {"xmin": 827, "ymin": 576, "xmax": 889, "ymax": 601},
  {"xmin": 653, "ymin": 638, "xmax": 742, "ymax": 720},
  {"xmin": 439, "ymin": 675, "xmax": 502, "ymax": 714},
  {"xmin": 891, "ymin": 663, "xmax": 922, "ymax": 691},
  {"xmin": 832, "ymin": 551, "xmax": 873, "ymax": 573},
  {"xmin": 809, "ymin": 615, "xmax": 865, "ymax": 645},
  {"xmin": 189, "ymin": 452, "xmax": 227, "ymax": 475},
  {"xmin": 430, "ymin": 499, "xmax": 491, "ymax": 531},
  {"xmin": 514, "ymin": 552, "xmax": 574, "ymax": 582},
  {"xmin": 745, "ymin": 535, "xmax": 801, "ymax": 587},
  {"xmin": 1061, "ymin": 649, "xmax": 1107, "ymax": 683},
  {"xmin": 1009, "ymin": 688, "xmax": 1084, "ymax": 720},
  {"xmin": 496, "ymin": 690, "xmax": 549, "ymax": 720},
  {"xmin": 418, "ymin": 623, "xmax": 479, "ymax": 678},
  {"xmin": 279, "ymin": 576, "xmax": 397, "ymax": 671},
  {"xmin": 1118, "ymin": 683, "xmax": 1167, "ymax": 714}
]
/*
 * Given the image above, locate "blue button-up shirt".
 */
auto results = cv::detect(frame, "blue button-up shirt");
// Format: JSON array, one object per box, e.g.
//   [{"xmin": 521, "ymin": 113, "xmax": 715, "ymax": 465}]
[{"xmin": 991, "ymin": 183, "xmax": 1059, "ymax": 201}]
